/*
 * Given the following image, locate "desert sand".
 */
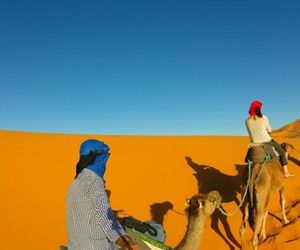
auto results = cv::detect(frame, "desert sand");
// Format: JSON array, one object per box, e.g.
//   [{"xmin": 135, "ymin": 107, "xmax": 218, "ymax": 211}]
[{"xmin": 0, "ymin": 120, "xmax": 299, "ymax": 250}]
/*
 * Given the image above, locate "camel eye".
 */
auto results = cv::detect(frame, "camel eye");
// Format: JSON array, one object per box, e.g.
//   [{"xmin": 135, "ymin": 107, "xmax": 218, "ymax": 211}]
[
  {"xmin": 185, "ymin": 199, "xmax": 190, "ymax": 206},
  {"xmin": 208, "ymin": 197, "xmax": 216, "ymax": 202}
]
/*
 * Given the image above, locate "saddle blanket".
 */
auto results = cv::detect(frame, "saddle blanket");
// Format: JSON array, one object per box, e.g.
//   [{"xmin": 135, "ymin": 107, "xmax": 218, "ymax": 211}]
[{"xmin": 245, "ymin": 143, "xmax": 279, "ymax": 163}]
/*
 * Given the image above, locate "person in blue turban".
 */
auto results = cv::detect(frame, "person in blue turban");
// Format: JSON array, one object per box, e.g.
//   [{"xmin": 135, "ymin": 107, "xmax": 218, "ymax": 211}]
[{"xmin": 66, "ymin": 139, "xmax": 139, "ymax": 250}]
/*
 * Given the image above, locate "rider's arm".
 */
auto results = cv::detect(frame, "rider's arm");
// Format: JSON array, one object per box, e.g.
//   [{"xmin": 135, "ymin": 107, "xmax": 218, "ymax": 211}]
[
  {"xmin": 89, "ymin": 178, "xmax": 127, "ymax": 244},
  {"xmin": 264, "ymin": 116, "xmax": 272, "ymax": 133}
]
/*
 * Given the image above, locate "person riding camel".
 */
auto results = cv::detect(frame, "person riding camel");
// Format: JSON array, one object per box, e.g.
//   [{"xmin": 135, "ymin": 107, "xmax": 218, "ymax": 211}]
[
  {"xmin": 66, "ymin": 139, "xmax": 140, "ymax": 250},
  {"xmin": 245, "ymin": 100, "xmax": 295, "ymax": 178}
]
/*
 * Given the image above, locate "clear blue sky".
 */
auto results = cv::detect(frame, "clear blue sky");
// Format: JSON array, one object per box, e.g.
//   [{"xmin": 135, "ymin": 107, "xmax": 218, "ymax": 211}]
[{"xmin": 1, "ymin": 0, "xmax": 299, "ymax": 135}]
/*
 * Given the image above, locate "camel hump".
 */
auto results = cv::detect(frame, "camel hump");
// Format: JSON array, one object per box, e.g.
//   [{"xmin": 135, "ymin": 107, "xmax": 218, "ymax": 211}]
[{"xmin": 245, "ymin": 143, "xmax": 278, "ymax": 163}]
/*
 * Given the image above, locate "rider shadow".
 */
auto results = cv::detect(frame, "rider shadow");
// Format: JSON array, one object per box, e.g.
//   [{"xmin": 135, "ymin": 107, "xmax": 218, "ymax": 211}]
[
  {"xmin": 186, "ymin": 156, "xmax": 246, "ymax": 250},
  {"xmin": 149, "ymin": 201, "xmax": 174, "ymax": 227},
  {"xmin": 149, "ymin": 201, "xmax": 174, "ymax": 245}
]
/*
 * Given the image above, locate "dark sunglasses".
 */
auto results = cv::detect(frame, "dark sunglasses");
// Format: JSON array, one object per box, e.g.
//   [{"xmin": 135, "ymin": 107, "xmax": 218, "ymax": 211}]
[{"xmin": 92, "ymin": 150, "xmax": 104, "ymax": 157}]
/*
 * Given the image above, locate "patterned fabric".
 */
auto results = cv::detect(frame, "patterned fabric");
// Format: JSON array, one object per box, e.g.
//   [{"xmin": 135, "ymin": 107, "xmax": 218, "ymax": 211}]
[{"xmin": 67, "ymin": 169, "xmax": 126, "ymax": 250}]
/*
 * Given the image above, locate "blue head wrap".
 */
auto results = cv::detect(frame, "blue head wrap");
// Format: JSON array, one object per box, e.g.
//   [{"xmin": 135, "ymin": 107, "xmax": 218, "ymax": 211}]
[{"xmin": 79, "ymin": 139, "xmax": 110, "ymax": 178}]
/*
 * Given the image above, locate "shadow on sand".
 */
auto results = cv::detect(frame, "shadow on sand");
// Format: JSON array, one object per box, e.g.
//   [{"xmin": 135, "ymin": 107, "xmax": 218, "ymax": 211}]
[
  {"xmin": 149, "ymin": 201, "xmax": 174, "ymax": 227},
  {"xmin": 289, "ymin": 156, "xmax": 300, "ymax": 167},
  {"xmin": 185, "ymin": 156, "xmax": 247, "ymax": 250}
]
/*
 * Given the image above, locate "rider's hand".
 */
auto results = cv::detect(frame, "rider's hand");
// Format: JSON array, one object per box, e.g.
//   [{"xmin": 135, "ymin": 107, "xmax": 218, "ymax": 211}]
[
  {"xmin": 116, "ymin": 235, "xmax": 140, "ymax": 250},
  {"xmin": 115, "ymin": 210, "xmax": 130, "ymax": 219}
]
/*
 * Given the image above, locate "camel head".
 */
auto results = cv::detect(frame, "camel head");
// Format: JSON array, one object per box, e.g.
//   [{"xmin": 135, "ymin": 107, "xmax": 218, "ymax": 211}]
[{"xmin": 185, "ymin": 191, "xmax": 222, "ymax": 217}]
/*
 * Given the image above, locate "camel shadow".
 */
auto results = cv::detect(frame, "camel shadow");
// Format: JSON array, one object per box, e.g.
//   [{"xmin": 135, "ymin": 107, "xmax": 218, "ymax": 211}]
[
  {"xmin": 289, "ymin": 156, "xmax": 300, "ymax": 167},
  {"xmin": 186, "ymin": 156, "xmax": 246, "ymax": 250}
]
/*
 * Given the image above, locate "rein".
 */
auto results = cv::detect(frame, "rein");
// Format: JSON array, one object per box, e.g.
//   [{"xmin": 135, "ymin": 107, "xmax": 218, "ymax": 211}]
[
  {"xmin": 171, "ymin": 208, "xmax": 186, "ymax": 216},
  {"xmin": 216, "ymin": 161, "xmax": 252, "ymax": 217},
  {"xmin": 254, "ymin": 154, "xmax": 271, "ymax": 185},
  {"xmin": 217, "ymin": 155, "xmax": 271, "ymax": 217}
]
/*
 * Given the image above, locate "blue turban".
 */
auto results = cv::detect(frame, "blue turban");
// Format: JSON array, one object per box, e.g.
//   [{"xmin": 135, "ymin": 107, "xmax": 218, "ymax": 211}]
[{"xmin": 79, "ymin": 139, "xmax": 110, "ymax": 178}]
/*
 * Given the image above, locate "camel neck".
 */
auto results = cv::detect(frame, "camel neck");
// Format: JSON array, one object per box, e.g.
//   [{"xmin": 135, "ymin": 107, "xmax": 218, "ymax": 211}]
[{"xmin": 175, "ymin": 210, "xmax": 206, "ymax": 250}]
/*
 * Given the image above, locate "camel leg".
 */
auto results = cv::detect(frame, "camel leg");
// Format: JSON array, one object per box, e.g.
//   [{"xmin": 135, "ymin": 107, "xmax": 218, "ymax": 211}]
[
  {"xmin": 239, "ymin": 203, "xmax": 248, "ymax": 250},
  {"xmin": 252, "ymin": 211, "xmax": 264, "ymax": 250},
  {"xmin": 279, "ymin": 187, "xmax": 290, "ymax": 224},
  {"xmin": 260, "ymin": 210, "xmax": 268, "ymax": 241},
  {"xmin": 252, "ymin": 191, "xmax": 268, "ymax": 250}
]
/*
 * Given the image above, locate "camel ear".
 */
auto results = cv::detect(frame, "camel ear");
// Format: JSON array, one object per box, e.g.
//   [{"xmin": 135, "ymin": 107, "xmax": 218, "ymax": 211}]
[{"xmin": 208, "ymin": 191, "xmax": 222, "ymax": 207}]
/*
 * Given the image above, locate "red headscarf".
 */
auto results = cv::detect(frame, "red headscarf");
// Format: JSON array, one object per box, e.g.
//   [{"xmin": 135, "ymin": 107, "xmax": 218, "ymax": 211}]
[{"xmin": 248, "ymin": 100, "xmax": 262, "ymax": 116}]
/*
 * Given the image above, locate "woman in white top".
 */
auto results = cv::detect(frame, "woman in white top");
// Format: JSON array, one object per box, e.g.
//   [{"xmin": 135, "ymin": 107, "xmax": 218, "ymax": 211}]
[{"xmin": 245, "ymin": 100, "xmax": 294, "ymax": 178}]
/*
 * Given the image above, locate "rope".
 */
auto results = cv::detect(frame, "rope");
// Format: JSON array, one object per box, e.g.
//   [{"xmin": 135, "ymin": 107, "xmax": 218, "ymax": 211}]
[
  {"xmin": 170, "ymin": 208, "xmax": 186, "ymax": 216},
  {"xmin": 217, "ymin": 154, "xmax": 271, "ymax": 217},
  {"xmin": 254, "ymin": 154, "xmax": 271, "ymax": 185},
  {"xmin": 217, "ymin": 161, "xmax": 252, "ymax": 217}
]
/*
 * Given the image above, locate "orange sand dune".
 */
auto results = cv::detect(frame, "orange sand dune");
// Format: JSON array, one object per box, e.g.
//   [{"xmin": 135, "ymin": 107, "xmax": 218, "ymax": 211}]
[
  {"xmin": 272, "ymin": 119, "xmax": 300, "ymax": 139},
  {"xmin": 0, "ymin": 124, "xmax": 299, "ymax": 250}
]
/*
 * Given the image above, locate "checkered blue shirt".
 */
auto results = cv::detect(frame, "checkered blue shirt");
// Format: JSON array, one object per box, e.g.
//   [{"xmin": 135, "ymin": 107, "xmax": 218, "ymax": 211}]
[{"xmin": 67, "ymin": 169, "xmax": 126, "ymax": 250}]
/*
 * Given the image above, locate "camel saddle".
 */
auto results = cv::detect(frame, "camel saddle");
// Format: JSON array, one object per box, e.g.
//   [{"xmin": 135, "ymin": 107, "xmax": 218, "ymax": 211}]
[{"xmin": 245, "ymin": 143, "xmax": 279, "ymax": 163}]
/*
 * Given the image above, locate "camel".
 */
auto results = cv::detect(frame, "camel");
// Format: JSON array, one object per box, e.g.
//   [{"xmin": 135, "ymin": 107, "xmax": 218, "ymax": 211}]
[
  {"xmin": 174, "ymin": 190, "xmax": 222, "ymax": 250},
  {"xmin": 126, "ymin": 191, "xmax": 222, "ymax": 250},
  {"xmin": 61, "ymin": 191, "xmax": 222, "ymax": 250},
  {"xmin": 186, "ymin": 156, "xmax": 244, "ymax": 250},
  {"xmin": 239, "ymin": 143, "xmax": 294, "ymax": 250}
]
